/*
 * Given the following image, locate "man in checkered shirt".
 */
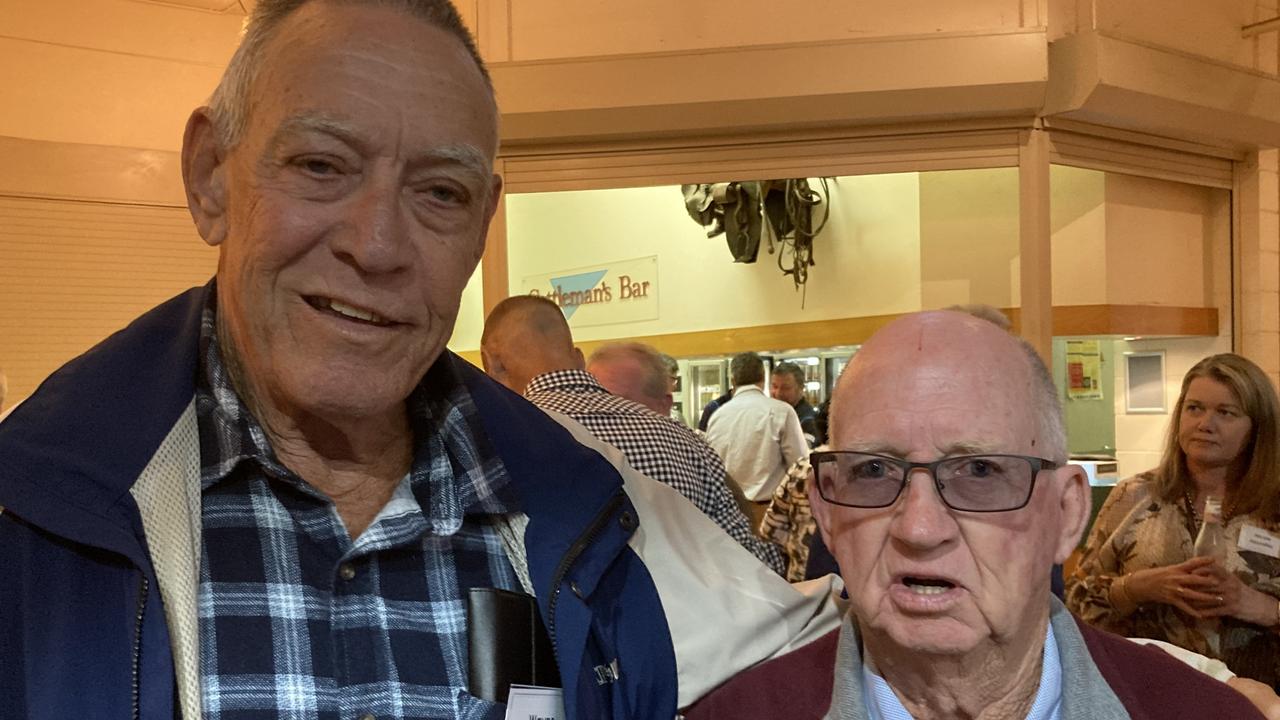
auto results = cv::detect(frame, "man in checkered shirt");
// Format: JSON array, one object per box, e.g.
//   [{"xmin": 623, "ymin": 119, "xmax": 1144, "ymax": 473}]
[{"xmin": 481, "ymin": 295, "xmax": 784, "ymax": 574}]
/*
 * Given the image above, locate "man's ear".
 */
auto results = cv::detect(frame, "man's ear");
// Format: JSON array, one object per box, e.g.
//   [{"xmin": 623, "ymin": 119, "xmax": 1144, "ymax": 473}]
[
  {"xmin": 480, "ymin": 346, "xmax": 502, "ymax": 379},
  {"xmin": 808, "ymin": 469, "xmax": 836, "ymax": 557},
  {"xmin": 1052, "ymin": 464, "xmax": 1092, "ymax": 564},
  {"xmin": 181, "ymin": 107, "xmax": 230, "ymax": 247},
  {"xmin": 656, "ymin": 394, "xmax": 674, "ymax": 416}
]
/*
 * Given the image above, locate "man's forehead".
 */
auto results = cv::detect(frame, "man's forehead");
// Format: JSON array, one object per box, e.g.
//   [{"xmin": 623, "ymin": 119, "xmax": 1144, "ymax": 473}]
[
  {"xmin": 255, "ymin": 4, "xmax": 496, "ymax": 119},
  {"xmin": 852, "ymin": 312, "xmax": 1027, "ymax": 382},
  {"xmin": 832, "ymin": 312, "xmax": 1037, "ymax": 439}
]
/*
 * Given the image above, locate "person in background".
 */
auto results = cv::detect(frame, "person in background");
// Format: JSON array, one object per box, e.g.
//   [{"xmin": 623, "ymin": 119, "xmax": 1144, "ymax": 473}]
[
  {"xmin": 771, "ymin": 361, "xmax": 819, "ymax": 445},
  {"xmin": 760, "ymin": 399, "xmax": 838, "ymax": 582},
  {"xmin": 0, "ymin": 2, "xmax": 839, "ymax": 717},
  {"xmin": 686, "ymin": 311, "xmax": 1267, "ymax": 719},
  {"xmin": 586, "ymin": 341, "xmax": 675, "ymax": 416},
  {"xmin": 706, "ymin": 351, "xmax": 808, "ymax": 529},
  {"xmin": 698, "ymin": 387, "xmax": 733, "ymax": 431},
  {"xmin": 481, "ymin": 296, "xmax": 786, "ymax": 573},
  {"xmin": 1068, "ymin": 353, "xmax": 1280, "ymax": 687},
  {"xmin": 657, "ymin": 351, "xmax": 686, "ymax": 424}
]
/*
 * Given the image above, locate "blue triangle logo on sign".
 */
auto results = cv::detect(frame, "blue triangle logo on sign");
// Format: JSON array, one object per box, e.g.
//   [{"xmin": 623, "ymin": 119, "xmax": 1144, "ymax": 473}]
[{"xmin": 550, "ymin": 270, "xmax": 608, "ymax": 319}]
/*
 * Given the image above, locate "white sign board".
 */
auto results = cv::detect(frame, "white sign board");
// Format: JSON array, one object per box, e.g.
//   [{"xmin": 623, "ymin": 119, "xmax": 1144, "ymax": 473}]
[{"xmin": 520, "ymin": 256, "xmax": 658, "ymax": 328}]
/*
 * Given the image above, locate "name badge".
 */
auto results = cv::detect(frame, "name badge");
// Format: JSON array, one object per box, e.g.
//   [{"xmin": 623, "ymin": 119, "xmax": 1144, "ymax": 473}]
[
  {"xmin": 1238, "ymin": 524, "xmax": 1280, "ymax": 559},
  {"xmin": 504, "ymin": 685, "xmax": 565, "ymax": 720}
]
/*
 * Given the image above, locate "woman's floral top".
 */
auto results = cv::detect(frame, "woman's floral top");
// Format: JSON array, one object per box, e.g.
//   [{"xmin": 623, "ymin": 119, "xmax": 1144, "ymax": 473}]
[{"xmin": 1067, "ymin": 471, "xmax": 1280, "ymax": 686}]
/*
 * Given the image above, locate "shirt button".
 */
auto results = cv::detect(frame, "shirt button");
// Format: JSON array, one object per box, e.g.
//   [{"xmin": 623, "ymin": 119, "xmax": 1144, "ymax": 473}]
[
  {"xmin": 358, "ymin": 714, "xmax": 375, "ymax": 720},
  {"xmin": 338, "ymin": 563, "xmax": 357, "ymax": 581}
]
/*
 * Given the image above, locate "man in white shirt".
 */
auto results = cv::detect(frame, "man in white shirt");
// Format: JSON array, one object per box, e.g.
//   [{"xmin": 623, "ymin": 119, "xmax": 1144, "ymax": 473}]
[{"xmin": 706, "ymin": 352, "xmax": 808, "ymax": 529}]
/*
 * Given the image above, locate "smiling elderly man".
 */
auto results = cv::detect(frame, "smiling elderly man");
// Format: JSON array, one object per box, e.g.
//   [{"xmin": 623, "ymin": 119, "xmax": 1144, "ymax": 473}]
[
  {"xmin": 688, "ymin": 310, "xmax": 1263, "ymax": 719},
  {"xmin": 0, "ymin": 2, "xmax": 839, "ymax": 719}
]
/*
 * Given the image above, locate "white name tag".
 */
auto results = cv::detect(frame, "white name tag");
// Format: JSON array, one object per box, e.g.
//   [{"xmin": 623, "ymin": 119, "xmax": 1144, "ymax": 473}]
[
  {"xmin": 504, "ymin": 685, "xmax": 565, "ymax": 720},
  {"xmin": 1238, "ymin": 524, "xmax": 1280, "ymax": 559}
]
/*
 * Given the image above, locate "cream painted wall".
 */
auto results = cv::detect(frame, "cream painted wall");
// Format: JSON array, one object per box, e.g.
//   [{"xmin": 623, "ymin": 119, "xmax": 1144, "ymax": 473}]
[
  {"xmin": 1049, "ymin": 165, "xmax": 1107, "ymax": 305},
  {"xmin": 919, "ymin": 168, "xmax": 1019, "ymax": 308},
  {"xmin": 1013, "ymin": 167, "xmax": 1224, "ymax": 310},
  {"xmin": 1104, "ymin": 174, "xmax": 1217, "ymax": 307},
  {"xmin": 0, "ymin": 0, "xmax": 243, "ymax": 151},
  {"xmin": 498, "ymin": 0, "xmax": 1038, "ymax": 61},
  {"xmin": 500, "ymin": 175, "xmax": 923, "ymax": 346},
  {"xmin": 448, "ymin": 266, "xmax": 486, "ymax": 353}
]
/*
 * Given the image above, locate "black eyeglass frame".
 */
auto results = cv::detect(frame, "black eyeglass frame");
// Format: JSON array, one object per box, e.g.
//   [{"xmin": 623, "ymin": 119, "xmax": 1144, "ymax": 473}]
[{"xmin": 810, "ymin": 451, "xmax": 1060, "ymax": 513}]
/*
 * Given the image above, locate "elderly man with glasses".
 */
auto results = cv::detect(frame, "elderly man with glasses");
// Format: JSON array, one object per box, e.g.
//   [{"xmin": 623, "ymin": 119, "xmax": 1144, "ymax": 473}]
[{"xmin": 688, "ymin": 310, "xmax": 1265, "ymax": 719}]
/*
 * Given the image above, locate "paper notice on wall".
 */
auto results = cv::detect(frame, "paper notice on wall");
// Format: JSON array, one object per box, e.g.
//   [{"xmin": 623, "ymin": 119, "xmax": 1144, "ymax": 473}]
[{"xmin": 1066, "ymin": 340, "xmax": 1103, "ymax": 400}]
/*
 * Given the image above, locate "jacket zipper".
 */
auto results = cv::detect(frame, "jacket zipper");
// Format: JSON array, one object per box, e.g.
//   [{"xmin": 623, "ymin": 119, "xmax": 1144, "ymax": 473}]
[
  {"xmin": 545, "ymin": 490, "xmax": 626, "ymax": 655},
  {"xmin": 132, "ymin": 574, "xmax": 149, "ymax": 720}
]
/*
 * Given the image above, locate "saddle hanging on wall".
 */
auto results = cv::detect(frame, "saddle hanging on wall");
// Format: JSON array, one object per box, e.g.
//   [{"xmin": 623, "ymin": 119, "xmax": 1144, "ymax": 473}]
[{"xmin": 681, "ymin": 181, "xmax": 764, "ymax": 263}]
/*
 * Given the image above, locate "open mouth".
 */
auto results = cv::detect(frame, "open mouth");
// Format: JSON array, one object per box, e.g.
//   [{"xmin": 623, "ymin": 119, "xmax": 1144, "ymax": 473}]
[
  {"xmin": 305, "ymin": 295, "xmax": 395, "ymax": 327},
  {"xmin": 901, "ymin": 576, "xmax": 956, "ymax": 596}
]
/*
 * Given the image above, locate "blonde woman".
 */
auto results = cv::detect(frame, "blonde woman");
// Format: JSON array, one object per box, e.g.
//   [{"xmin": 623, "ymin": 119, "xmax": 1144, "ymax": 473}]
[{"xmin": 1068, "ymin": 353, "xmax": 1280, "ymax": 686}]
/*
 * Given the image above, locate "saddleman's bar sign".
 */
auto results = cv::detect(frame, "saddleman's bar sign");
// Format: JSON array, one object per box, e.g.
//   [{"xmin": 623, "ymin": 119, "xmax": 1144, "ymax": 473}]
[{"xmin": 520, "ymin": 255, "xmax": 659, "ymax": 327}]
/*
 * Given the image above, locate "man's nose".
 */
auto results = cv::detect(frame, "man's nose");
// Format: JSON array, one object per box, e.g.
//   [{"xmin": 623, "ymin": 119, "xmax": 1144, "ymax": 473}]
[
  {"xmin": 334, "ymin": 178, "xmax": 411, "ymax": 274},
  {"xmin": 888, "ymin": 468, "xmax": 958, "ymax": 550}
]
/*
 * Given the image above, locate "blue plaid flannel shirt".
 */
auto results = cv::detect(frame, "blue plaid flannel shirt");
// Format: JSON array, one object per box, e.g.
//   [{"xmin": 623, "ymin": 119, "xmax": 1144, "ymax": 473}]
[{"xmin": 195, "ymin": 296, "xmax": 522, "ymax": 720}]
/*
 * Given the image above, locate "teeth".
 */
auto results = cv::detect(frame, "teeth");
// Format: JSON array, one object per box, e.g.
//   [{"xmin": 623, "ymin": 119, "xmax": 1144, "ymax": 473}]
[
  {"xmin": 903, "ymin": 578, "xmax": 954, "ymax": 595},
  {"xmin": 321, "ymin": 298, "xmax": 389, "ymax": 325}
]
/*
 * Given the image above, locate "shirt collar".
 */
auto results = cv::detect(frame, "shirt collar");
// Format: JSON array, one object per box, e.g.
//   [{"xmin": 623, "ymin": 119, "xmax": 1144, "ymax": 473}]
[
  {"xmin": 194, "ymin": 285, "xmax": 515, "ymax": 524},
  {"xmin": 732, "ymin": 385, "xmax": 764, "ymax": 398},
  {"xmin": 524, "ymin": 368, "xmax": 609, "ymax": 396},
  {"xmin": 862, "ymin": 623, "xmax": 1062, "ymax": 720}
]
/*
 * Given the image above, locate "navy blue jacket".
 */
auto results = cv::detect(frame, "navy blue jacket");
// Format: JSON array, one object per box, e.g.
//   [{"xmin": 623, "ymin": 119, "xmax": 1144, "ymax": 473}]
[{"xmin": 0, "ymin": 284, "xmax": 678, "ymax": 720}]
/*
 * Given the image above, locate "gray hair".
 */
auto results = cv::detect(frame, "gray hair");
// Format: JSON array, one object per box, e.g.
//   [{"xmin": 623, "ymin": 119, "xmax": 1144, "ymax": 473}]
[
  {"xmin": 208, "ymin": 0, "xmax": 492, "ymax": 149},
  {"xmin": 588, "ymin": 342, "xmax": 670, "ymax": 400},
  {"xmin": 945, "ymin": 303, "xmax": 1012, "ymax": 332},
  {"xmin": 1016, "ymin": 337, "xmax": 1067, "ymax": 463}
]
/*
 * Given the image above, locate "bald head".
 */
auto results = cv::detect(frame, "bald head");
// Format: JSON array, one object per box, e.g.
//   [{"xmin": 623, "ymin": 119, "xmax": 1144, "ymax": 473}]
[
  {"xmin": 481, "ymin": 295, "xmax": 584, "ymax": 394},
  {"xmin": 831, "ymin": 311, "xmax": 1065, "ymax": 462},
  {"xmin": 588, "ymin": 342, "xmax": 674, "ymax": 415}
]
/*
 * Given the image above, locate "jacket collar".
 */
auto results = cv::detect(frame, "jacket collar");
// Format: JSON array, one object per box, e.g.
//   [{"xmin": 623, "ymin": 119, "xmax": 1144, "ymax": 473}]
[{"xmin": 0, "ymin": 283, "xmax": 209, "ymax": 566}]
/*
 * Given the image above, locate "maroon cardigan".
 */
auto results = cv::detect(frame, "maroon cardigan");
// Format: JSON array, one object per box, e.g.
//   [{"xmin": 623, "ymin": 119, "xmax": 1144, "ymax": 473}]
[{"xmin": 684, "ymin": 617, "xmax": 1264, "ymax": 719}]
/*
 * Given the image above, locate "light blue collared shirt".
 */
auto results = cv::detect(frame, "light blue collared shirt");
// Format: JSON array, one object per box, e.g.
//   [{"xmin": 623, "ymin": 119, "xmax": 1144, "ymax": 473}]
[{"xmin": 862, "ymin": 624, "xmax": 1062, "ymax": 720}]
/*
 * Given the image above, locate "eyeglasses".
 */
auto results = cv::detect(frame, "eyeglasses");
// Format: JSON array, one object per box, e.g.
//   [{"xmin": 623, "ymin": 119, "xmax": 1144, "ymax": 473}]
[{"xmin": 810, "ymin": 451, "xmax": 1058, "ymax": 513}]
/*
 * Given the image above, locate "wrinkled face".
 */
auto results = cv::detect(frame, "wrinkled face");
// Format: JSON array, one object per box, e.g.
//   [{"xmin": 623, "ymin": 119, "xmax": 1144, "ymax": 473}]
[
  {"xmin": 770, "ymin": 372, "xmax": 803, "ymax": 406},
  {"xmin": 812, "ymin": 316, "xmax": 1081, "ymax": 664},
  {"xmin": 1179, "ymin": 376, "xmax": 1254, "ymax": 473},
  {"xmin": 209, "ymin": 3, "xmax": 500, "ymax": 422}
]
